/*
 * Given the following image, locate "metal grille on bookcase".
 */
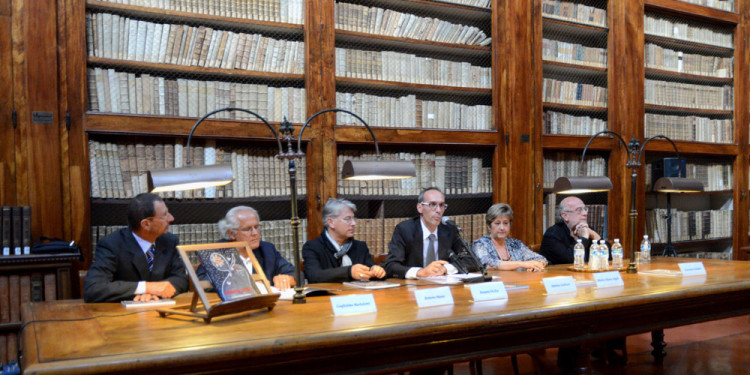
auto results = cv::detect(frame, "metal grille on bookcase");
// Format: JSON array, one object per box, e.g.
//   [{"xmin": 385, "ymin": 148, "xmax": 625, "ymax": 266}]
[
  {"xmin": 85, "ymin": 1, "xmax": 306, "ymax": 122},
  {"xmin": 541, "ymin": 0, "xmax": 609, "ymax": 136},
  {"xmin": 332, "ymin": 0, "xmax": 493, "ymax": 132}
]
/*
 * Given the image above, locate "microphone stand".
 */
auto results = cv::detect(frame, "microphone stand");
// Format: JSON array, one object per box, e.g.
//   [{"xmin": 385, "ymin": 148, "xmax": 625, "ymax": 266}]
[{"xmin": 453, "ymin": 223, "xmax": 492, "ymax": 282}]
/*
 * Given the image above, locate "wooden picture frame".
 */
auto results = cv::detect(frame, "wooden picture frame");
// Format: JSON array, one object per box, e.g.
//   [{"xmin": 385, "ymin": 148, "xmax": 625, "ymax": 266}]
[{"xmin": 158, "ymin": 241, "xmax": 279, "ymax": 323}]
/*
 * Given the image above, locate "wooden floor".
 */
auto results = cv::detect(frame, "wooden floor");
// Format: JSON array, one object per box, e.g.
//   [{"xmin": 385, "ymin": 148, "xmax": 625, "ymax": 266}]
[{"xmin": 454, "ymin": 315, "xmax": 750, "ymax": 375}]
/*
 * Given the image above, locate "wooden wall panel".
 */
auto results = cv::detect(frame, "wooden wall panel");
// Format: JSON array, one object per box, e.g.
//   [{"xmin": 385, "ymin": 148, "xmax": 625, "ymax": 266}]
[
  {"xmin": 0, "ymin": 11, "xmax": 14, "ymax": 206},
  {"xmin": 8, "ymin": 0, "xmax": 63, "ymax": 240}
]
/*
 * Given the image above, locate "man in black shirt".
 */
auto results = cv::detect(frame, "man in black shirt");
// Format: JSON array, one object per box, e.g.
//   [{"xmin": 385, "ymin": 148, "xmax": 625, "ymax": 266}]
[{"xmin": 540, "ymin": 196, "xmax": 601, "ymax": 265}]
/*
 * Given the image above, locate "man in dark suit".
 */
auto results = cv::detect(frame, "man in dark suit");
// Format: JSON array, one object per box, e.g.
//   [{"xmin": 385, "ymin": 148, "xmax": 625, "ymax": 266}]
[
  {"xmin": 303, "ymin": 198, "xmax": 385, "ymax": 283},
  {"xmin": 198, "ymin": 206, "xmax": 296, "ymax": 289},
  {"xmin": 384, "ymin": 187, "xmax": 468, "ymax": 279},
  {"xmin": 83, "ymin": 193, "xmax": 189, "ymax": 303}
]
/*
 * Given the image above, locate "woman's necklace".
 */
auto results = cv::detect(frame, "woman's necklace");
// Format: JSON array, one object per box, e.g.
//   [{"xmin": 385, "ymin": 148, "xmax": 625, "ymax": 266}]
[{"xmin": 492, "ymin": 239, "xmax": 510, "ymax": 261}]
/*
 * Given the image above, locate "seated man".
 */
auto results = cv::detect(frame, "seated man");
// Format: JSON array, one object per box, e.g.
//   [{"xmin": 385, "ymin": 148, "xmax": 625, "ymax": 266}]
[
  {"xmin": 83, "ymin": 193, "xmax": 189, "ymax": 303},
  {"xmin": 384, "ymin": 187, "xmax": 473, "ymax": 279},
  {"xmin": 198, "ymin": 206, "xmax": 295, "ymax": 290},
  {"xmin": 302, "ymin": 198, "xmax": 385, "ymax": 283},
  {"xmin": 540, "ymin": 196, "xmax": 601, "ymax": 265}
]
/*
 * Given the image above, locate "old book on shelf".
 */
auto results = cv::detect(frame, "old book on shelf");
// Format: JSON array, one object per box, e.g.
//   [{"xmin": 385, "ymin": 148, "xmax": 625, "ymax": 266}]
[
  {"xmin": 11, "ymin": 206, "xmax": 22, "ymax": 255},
  {"xmin": 2, "ymin": 206, "xmax": 10, "ymax": 256}
]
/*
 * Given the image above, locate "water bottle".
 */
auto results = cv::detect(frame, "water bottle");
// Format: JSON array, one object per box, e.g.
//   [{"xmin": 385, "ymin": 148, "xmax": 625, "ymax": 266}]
[
  {"xmin": 640, "ymin": 235, "xmax": 651, "ymax": 264},
  {"xmin": 611, "ymin": 238, "xmax": 623, "ymax": 269},
  {"xmin": 588, "ymin": 241, "xmax": 599, "ymax": 270},
  {"xmin": 599, "ymin": 240, "xmax": 609, "ymax": 270},
  {"xmin": 574, "ymin": 239, "xmax": 585, "ymax": 270}
]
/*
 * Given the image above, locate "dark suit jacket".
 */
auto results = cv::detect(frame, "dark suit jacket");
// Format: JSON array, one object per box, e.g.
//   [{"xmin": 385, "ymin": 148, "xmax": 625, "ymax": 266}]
[
  {"xmin": 83, "ymin": 228, "xmax": 189, "ymax": 302},
  {"xmin": 384, "ymin": 217, "xmax": 467, "ymax": 279},
  {"xmin": 302, "ymin": 231, "xmax": 378, "ymax": 283},
  {"xmin": 196, "ymin": 240, "xmax": 294, "ymax": 284},
  {"xmin": 540, "ymin": 221, "xmax": 608, "ymax": 265}
]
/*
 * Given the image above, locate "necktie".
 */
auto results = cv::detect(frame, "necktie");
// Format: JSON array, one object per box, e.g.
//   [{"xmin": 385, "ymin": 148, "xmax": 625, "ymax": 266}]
[
  {"xmin": 146, "ymin": 245, "xmax": 155, "ymax": 272},
  {"xmin": 425, "ymin": 234, "xmax": 436, "ymax": 267}
]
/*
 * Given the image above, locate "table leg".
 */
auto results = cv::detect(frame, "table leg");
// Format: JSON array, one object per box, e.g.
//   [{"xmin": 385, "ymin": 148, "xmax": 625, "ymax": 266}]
[{"xmin": 651, "ymin": 329, "xmax": 667, "ymax": 365}]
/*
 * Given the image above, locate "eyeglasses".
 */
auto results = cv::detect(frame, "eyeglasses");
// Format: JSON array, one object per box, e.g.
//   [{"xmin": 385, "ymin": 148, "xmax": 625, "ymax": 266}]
[
  {"xmin": 335, "ymin": 216, "xmax": 356, "ymax": 224},
  {"xmin": 146, "ymin": 211, "xmax": 172, "ymax": 221},
  {"xmin": 420, "ymin": 202, "xmax": 448, "ymax": 211},
  {"xmin": 565, "ymin": 206, "xmax": 588, "ymax": 214},
  {"xmin": 237, "ymin": 225, "xmax": 261, "ymax": 233}
]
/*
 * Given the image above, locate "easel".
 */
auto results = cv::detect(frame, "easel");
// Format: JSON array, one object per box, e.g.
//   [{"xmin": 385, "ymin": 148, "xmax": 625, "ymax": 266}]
[{"xmin": 158, "ymin": 241, "xmax": 279, "ymax": 323}]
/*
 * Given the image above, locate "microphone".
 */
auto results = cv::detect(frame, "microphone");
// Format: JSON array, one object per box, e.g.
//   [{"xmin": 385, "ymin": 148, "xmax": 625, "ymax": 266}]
[{"xmin": 441, "ymin": 216, "xmax": 463, "ymax": 232}]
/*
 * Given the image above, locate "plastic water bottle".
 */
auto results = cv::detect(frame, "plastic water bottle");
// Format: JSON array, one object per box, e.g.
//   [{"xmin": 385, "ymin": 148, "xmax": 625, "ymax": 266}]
[
  {"xmin": 588, "ymin": 241, "xmax": 599, "ymax": 270},
  {"xmin": 599, "ymin": 240, "xmax": 609, "ymax": 270},
  {"xmin": 611, "ymin": 238, "xmax": 623, "ymax": 269},
  {"xmin": 640, "ymin": 235, "xmax": 651, "ymax": 264},
  {"xmin": 574, "ymin": 239, "xmax": 585, "ymax": 270}
]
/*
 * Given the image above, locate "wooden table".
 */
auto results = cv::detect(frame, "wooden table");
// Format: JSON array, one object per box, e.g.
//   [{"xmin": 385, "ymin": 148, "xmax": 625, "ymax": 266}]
[{"xmin": 20, "ymin": 258, "xmax": 750, "ymax": 374}]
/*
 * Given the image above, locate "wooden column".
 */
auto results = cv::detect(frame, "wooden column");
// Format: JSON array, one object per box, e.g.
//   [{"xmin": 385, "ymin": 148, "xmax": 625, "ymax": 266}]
[
  {"xmin": 304, "ymin": 0, "xmax": 337, "ymax": 236},
  {"xmin": 734, "ymin": 0, "xmax": 749, "ymax": 259},
  {"xmin": 608, "ymin": 0, "xmax": 645, "ymax": 255},
  {"xmin": 11, "ymin": 0, "xmax": 63, "ymax": 239},
  {"xmin": 502, "ymin": 0, "xmax": 537, "ymax": 243},
  {"xmin": 0, "ymin": 0, "xmax": 14, "ymax": 206}
]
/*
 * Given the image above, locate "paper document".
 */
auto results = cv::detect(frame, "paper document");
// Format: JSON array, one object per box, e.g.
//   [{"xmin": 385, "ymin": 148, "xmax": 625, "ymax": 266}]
[
  {"xmin": 121, "ymin": 299, "xmax": 176, "ymax": 308},
  {"xmin": 343, "ymin": 281, "xmax": 402, "ymax": 290}
]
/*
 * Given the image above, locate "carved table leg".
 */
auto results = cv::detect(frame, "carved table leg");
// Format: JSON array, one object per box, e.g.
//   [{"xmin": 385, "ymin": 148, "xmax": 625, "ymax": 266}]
[{"xmin": 651, "ymin": 329, "xmax": 667, "ymax": 365}]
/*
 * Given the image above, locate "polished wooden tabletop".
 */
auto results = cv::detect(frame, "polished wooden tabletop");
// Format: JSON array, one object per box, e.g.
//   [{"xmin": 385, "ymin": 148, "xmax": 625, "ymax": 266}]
[{"xmin": 21, "ymin": 258, "xmax": 750, "ymax": 374}]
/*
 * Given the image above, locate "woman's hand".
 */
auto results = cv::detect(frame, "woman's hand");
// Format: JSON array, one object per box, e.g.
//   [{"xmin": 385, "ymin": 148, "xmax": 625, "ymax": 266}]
[{"xmin": 523, "ymin": 260, "xmax": 546, "ymax": 272}]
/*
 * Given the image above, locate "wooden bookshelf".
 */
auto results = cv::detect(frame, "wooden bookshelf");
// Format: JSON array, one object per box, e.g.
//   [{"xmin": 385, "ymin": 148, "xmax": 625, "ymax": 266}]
[
  {"xmin": 335, "ymin": 77, "xmax": 492, "ymax": 97},
  {"xmin": 335, "ymin": 30, "xmax": 491, "ymax": 63},
  {"xmin": 644, "ymin": 0, "xmax": 739, "ymax": 22},
  {"xmin": 645, "ymin": 67, "xmax": 733, "ymax": 83}
]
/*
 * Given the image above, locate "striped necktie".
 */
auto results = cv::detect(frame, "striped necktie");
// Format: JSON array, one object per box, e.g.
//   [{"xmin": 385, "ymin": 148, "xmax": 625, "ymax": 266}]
[{"xmin": 146, "ymin": 245, "xmax": 155, "ymax": 272}]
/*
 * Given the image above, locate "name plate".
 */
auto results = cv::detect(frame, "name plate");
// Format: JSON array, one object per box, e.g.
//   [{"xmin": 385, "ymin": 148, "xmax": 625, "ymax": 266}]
[
  {"xmin": 414, "ymin": 286, "xmax": 455, "ymax": 308},
  {"xmin": 678, "ymin": 262, "xmax": 707, "ymax": 277},
  {"xmin": 469, "ymin": 282, "xmax": 508, "ymax": 302},
  {"xmin": 330, "ymin": 294, "xmax": 377, "ymax": 316},
  {"xmin": 542, "ymin": 276, "xmax": 577, "ymax": 294},
  {"xmin": 593, "ymin": 271, "xmax": 624, "ymax": 288}
]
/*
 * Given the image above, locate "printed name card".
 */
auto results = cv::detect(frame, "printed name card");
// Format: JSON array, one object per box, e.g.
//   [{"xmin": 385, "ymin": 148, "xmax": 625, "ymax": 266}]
[
  {"xmin": 593, "ymin": 271, "xmax": 624, "ymax": 288},
  {"xmin": 469, "ymin": 282, "xmax": 508, "ymax": 302},
  {"xmin": 542, "ymin": 276, "xmax": 577, "ymax": 294},
  {"xmin": 414, "ymin": 286, "xmax": 455, "ymax": 308},
  {"xmin": 330, "ymin": 294, "xmax": 377, "ymax": 316},
  {"xmin": 678, "ymin": 262, "xmax": 707, "ymax": 277}
]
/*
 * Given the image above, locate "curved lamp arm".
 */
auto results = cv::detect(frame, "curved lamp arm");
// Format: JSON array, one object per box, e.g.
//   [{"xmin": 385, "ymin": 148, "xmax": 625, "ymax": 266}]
[
  {"xmin": 296, "ymin": 108, "xmax": 380, "ymax": 157},
  {"xmin": 185, "ymin": 107, "xmax": 283, "ymax": 165},
  {"xmin": 637, "ymin": 134, "xmax": 680, "ymax": 165},
  {"xmin": 579, "ymin": 130, "xmax": 629, "ymax": 176}
]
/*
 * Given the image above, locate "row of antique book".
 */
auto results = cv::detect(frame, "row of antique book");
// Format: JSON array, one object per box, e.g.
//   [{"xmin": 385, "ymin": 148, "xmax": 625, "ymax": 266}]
[
  {"xmin": 334, "ymin": 48, "xmax": 491, "ymax": 88},
  {"xmin": 645, "ymin": 43, "xmax": 733, "ymax": 78},
  {"xmin": 542, "ymin": 38, "xmax": 607, "ymax": 68},
  {"xmin": 89, "ymin": 140, "xmax": 307, "ymax": 199},
  {"xmin": 645, "ymin": 208, "xmax": 733, "ymax": 243},
  {"xmin": 86, "ymin": 12, "xmax": 306, "ymax": 72},
  {"xmin": 1, "ymin": 206, "xmax": 31, "ymax": 257},
  {"xmin": 541, "ymin": 0, "xmax": 607, "ymax": 27},
  {"xmin": 645, "ymin": 80, "xmax": 734, "ymax": 110},
  {"xmin": 542, "ymin": 152, "xmax": 607, "ymax": 189},
  {"xmin": 645, "ymin": 14, "xmax": 733, "ymax": 48},
  {"xmin": 542, "ymin": 78, "xmax": 608, "ymax": 108},
  {"xmin": 87, "ymin": 68, "xmax": 307, "ymax": 122},
  {"xmin": 92, "ymin": 0, "xmax": 305, "ymax": 23},
  {"xmin": 542, "ymin": 111, "xmax": 607, "ymax": 136},
  {"xmin": 334, "ymin": 2, "xmax": 491, "ymax": 46},
  {"xmin": 644, "ymin": 113, "xmax": 733, "ymax": 144},
  {"xmin": 337, "ymin": 150, "xmax": 493, "ymax": 196},
  {"xmin": 643, "ymin": 160, "xmax": 733, "ymax": 192},
  {"xmin": 335, "ymin": 92, "xmax": 493, "ymax": 131}
]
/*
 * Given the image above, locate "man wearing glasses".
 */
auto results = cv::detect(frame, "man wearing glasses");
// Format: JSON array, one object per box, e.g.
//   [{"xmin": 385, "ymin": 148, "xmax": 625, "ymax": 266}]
[
  {"xmin": 302, "ymin": 198, "xmax": 385, "ymax": 283},
  {"xmin": 539, "ymin": 196, "xmax": 602, "ymax": 265},
  {"xmin": 384, "ymin": 187, "xmax": 469, "ymax": 279},
  {"xmin": 84, "ymin": 193, "xmax": 188, "ymax": 302},
  {"xmin": 197, "ymin": 206, "xmax": 296, "ymax": 290}
]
